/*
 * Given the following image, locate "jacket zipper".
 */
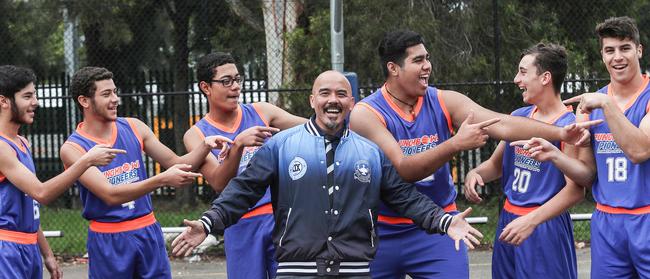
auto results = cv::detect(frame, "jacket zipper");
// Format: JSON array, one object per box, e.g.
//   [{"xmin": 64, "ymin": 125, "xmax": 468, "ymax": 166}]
[
  {"xmin": 279, "ymin": 207, "xmax": 292, "ymax": 247},
  {"xmin": 368, "ymin": 209, "xmax": 375, "ymax": 248}
]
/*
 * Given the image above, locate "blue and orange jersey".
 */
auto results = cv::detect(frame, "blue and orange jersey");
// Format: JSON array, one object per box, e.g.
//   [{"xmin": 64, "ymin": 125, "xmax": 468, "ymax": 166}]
[
  {"xmin": 590, "ymin": 76, "xmax": 650, "ymax": 210},
  {"xmin": 0, "ymin": 135, "xmax": 39, "ymax": 233},
  {"xmin": 191, "ymin": 103, "xmax": 271, "ymax": 209},
  {"xmin": 502, "ymin": 105, "xmax": 575, "ymax": 207},
  {"xmin": 65, "ymin": 117, "xmax": 152, "ymax": 222},
  {"xmin": 358, "ymin": 85, "xmax": 455, "ymax": 217}
]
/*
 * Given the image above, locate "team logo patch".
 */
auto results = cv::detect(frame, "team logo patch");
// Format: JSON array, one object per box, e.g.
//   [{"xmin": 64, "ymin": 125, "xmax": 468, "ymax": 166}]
[
  {"xmin": 354, "ymin": 160, "xmax": 371, "ymax": 183},
  {"xmin": 289, "ymin": 157, "xmax": 307, "ymax": 180}
]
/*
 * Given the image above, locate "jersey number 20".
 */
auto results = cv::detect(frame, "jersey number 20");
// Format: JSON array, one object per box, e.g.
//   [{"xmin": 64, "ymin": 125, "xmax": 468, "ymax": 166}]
[{"xmin": 512, "ymin": 168, "xmax": 531, "ymax": 193}]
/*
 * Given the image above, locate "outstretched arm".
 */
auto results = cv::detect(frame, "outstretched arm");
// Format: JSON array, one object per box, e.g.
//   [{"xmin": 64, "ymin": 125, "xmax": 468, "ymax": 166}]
[
  {"xmin": 184, "ymin": 126, "xmax": 277, "ymax": 192},
  {"xmin": 199, "ymin": 143, "xmax": 277, "ymax": 234},
  {"xmin": 0, "ymin": 141, "xmax": 123, "ymax": 205},
  {"xmin": 509, "ymin": 138, "xmax": 596, "ymax": 187},
  {"xmin": 60, "ymin": 144, "xmax": 201, "ymax": 205},
  {"xmin": 350, "ymin": 103, "xmax": 499, "ymax": 182},
  {"xmin": 379, "ymin": 157, "xmax": 483, "ymax": 250},
  {"xmin": 130, "ymin": 118, "xmax": 230, "ymax": 170},
  {"xmin": 442, "ymin": 90, "xmax": 600, "ymax": 145}
]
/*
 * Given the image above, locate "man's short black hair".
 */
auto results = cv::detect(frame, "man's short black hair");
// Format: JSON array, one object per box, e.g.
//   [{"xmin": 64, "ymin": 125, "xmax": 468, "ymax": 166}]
[
  {"xmin": 196, "ymin": 52, "xmax": 237, "ymax": 94},
  {"xmin": 378, "ymin": 30, "xmax": 425, "ymax": 77},
  {"xmin": 0, "ymin": 65, "xmax": 36, "ymax": 99}
]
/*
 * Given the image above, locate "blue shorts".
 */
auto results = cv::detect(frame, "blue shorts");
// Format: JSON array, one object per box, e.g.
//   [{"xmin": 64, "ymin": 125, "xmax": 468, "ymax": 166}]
[
  {"xmin": 224, "ymin": 213, "xmax": 276, "ymax": 279},
  {"xmin": 0, "ymin": 240, "xmax": 41, "ymax": 279},
  {"xmin": 87, "ymin": 222, "xmax": 171, "ymax": 279},
  {"xmin": 370, "ymin": 223, "xmax": 469, "ymax": 279},
  {"xmin": 492, "ymin": 209, "xmax": 576, "ymax": 279},
  {"xmin": 591, "ymin": 209, "xmax": 650, "ymax": 279}
]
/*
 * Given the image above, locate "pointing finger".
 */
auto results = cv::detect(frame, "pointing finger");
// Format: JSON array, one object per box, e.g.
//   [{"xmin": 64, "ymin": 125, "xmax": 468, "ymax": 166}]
[
  {"xmin": 108, "ymin": 148, "xmax": 127, "ymax": 154},
  {"xmin": 182, "ymin": 171, "xmax": 202, "ymax": 178},
  {"xmin": 476, "ymin": 118, "xmax": 501, "ymax": 128},
  {"xmin": 575, "ymin": 119, "xmax": 603, "ymax": 129},
  {"xmin": 509, "ymin": 140, "xmax": 529, "ymax": 147},
  {"xmin": 563, "ymin": 95, "xmax": 582, "ymax": 104}
]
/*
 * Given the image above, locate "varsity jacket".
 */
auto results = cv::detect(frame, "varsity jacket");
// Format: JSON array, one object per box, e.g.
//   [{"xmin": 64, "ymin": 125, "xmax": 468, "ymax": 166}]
[{"xmin": 201, "ymin": 119, "xmax": 453, "ymax": 277}]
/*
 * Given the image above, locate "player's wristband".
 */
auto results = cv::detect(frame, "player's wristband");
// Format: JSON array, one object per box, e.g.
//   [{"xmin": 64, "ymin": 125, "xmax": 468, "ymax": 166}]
[
  {"xmin": 438, "ymin": 213, "xmax": 453, "ymax": 234},
  {"xmin": 200, "ymin": 216, "xmax": 212, "ymax": 235}
]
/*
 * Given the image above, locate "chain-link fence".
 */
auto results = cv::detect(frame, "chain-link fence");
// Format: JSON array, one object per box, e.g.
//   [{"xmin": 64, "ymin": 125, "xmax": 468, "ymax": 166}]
[{"xmin": 2, "ymin": 0, "xmax": 649, "ymax": 262}]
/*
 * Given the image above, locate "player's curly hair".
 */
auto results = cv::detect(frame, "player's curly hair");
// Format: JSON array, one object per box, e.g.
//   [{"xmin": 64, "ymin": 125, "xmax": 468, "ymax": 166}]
[
  {"xmin": 0, "ymin": 65, "xmax": 36, "ymax": 99},
  {"xmin": 70, "ymin": 67, "xmax": 113, "ymax": 111}
]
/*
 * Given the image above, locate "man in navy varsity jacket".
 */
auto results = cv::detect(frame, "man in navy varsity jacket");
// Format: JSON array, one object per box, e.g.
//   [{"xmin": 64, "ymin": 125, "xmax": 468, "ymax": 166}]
[{"xmin": 172, "ymin": 70, "xmax": 483, "ymax": 278}]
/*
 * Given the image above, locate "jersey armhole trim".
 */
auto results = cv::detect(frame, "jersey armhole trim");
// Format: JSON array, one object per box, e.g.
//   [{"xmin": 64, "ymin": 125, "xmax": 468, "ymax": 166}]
[
  {"xmin": 356, "ymin": 103, "xmax": 387, "ymax": 127},
  {"xmin": 252, "ymin": 103, "xmax": 270, "ymax": 127},
  {"xmin": 436, "ymin": 90, "xmax": 454, "ymax": 134},
  {"xmin": 126, "ymin": 118, "xmax": 144, "ymax": 151}
]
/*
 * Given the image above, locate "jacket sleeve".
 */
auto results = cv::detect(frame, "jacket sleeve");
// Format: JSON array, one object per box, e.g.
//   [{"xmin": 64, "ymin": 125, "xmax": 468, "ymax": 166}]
[
  {"xmin": 200, "ymin": 141, "xmax": 277, "ymax": 235},
  {"xmin": 378, "ymin": 153, "xmax": 453, "ymax": 234}
]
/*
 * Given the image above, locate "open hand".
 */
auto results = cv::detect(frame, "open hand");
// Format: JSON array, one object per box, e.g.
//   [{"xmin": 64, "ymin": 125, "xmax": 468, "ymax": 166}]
[
  {"xmin": 171, "ymin": 219, "xmax": 208, "ymax": 257},
  {"xmin": 446, "ymin": 207, "xmax": 484, "ymax": 251}
]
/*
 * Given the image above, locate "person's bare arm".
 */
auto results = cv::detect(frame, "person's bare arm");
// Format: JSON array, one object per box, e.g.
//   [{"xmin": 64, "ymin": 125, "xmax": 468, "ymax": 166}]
[
  {"xmin": 350, "ymin": 103, "xmax": 498, "ymax": 182},
  {"xmin": 509, "ymin": 139, "xmax": 595, "ymax": 187},
  {"xmin": 442, "ymin": 90, "xmax": 600, "ymax": 145},
  {"xmin": 38, "ymin": 227, "xmax": 62, "ymax": 279},
  {"xmin": 464, "ymin": 141, "xmax": 506, "ymax": 203},
  {"xmin": 130, "ymin": 118, "xmax": 229, "ymax": 170},
  {"xmin": 253, "ymin": 102, "xmax": 307, "ymax": 130},
  {"xmin": 60, "ymin": 143, "xmax": 201, "ymax": 205},
  {"xmin": 0, "ymin": 141, "xmax": 123, "ymax": 205}
]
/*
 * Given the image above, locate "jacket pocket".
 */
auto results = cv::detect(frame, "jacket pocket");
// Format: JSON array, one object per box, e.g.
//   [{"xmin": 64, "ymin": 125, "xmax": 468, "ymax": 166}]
[
  {"xmin": 368, "ymin": 209, "xmax": 375, "ymax": 248},
  {"xmin": 279, "ymin": 207, "xmax": 292, "ymax": 247}
]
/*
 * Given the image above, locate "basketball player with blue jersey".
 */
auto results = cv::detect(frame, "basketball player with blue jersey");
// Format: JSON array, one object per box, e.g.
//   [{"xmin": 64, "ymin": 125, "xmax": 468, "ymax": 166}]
[
  {"xmin": 59, "ymin": 67, "xmax": 231, "ymax": 279},
  {"xmin": 350, "ymin": 31, "xmax": 599, "ymax": 278},
  {"xmin": 0, "ymin": 65, "xmax": 123, "ymax": 279},
  {"xmin": 183, "ymin": 52, "xmax": 305, "ymax": 279},
  {"xmin": 464, "ymin": 43, "xmax": 582, "ymax": 278},
  {"xmin": 562, "ymin": 16, "xmax": 650, "ymax": 278}
]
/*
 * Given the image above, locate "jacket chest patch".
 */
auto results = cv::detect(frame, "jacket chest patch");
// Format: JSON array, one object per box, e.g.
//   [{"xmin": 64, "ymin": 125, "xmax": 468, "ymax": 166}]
[
  {"xmin": 289, "ymin": 156, "xmax": 307, "ymax": 180},
  {"xmin": 354, "ymin": 160, "xmax": 371, "ymax": 183}
]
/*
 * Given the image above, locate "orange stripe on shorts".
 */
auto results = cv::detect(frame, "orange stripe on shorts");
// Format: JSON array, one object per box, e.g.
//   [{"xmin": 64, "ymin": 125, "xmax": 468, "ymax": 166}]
[
  {"xmin": 89, "ymin": 212, "xmax": 157, "ymax": 233},
  {"xmin": 503, "ymin": 199, "xmax": 539, "ymax": 216},
  {"xmin": 596, "ymin": 203, "xmax": 650, "ymax": 215},
  {"xmin": 0, "ymin": 228, "xmax": 37, "ymax": 244}
]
